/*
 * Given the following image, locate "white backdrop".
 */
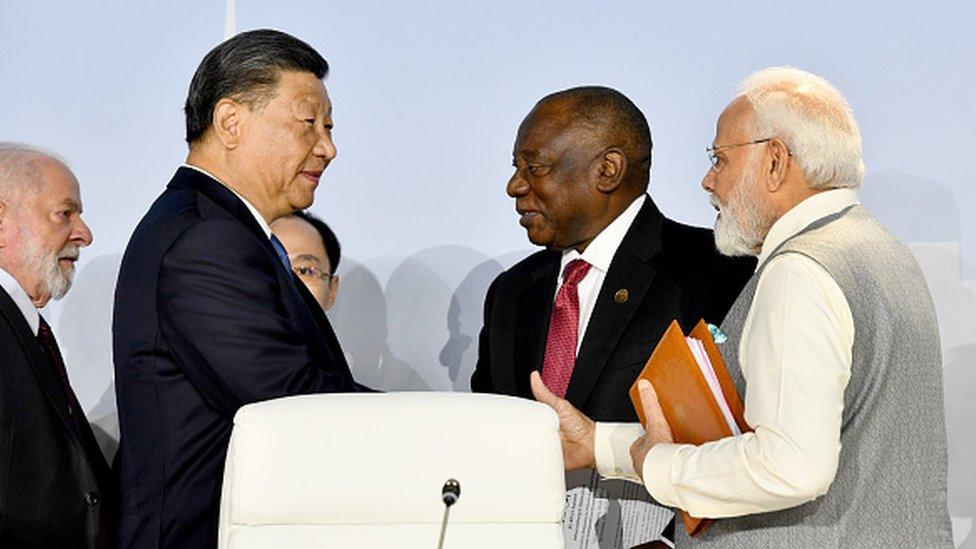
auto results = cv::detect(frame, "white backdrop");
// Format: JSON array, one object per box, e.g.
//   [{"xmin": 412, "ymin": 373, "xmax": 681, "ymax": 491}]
[{"xmin": 2, "ymin": 1, "xmax": 974, "ymax": 546}]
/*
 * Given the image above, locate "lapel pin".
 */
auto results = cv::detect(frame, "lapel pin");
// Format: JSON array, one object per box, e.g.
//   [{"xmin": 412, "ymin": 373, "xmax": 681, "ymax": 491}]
[{"xmin": 614, "ymin": 288, "xmax": 629, "ymax": 304}]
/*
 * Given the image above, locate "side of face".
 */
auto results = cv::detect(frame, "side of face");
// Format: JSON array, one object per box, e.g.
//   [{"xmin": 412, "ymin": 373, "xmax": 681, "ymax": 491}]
[
  {"xmin": 233, "ymin": 70, "xmax": 337, "ymax": 221},
  {"xmin": 270, "ymin": 215, "xmax": 338, "ymax": 310},
  {"xmin": 0, "ymin": 161, "xmax": 92, "ymax": 305},
  {"xmin": 507, "ymin": 101, "xmax": 605, "ymax": 251},
  {"xmin": 701, "ymin": 99, "xmax": 776, "ymax": 256}
]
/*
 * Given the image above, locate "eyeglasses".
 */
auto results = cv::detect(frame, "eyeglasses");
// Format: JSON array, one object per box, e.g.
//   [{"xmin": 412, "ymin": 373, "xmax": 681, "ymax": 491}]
[
  {"xmin": 706, "ymin": 138, "xmax": 791, "ymax": 172},
  {"xmin": 292, "ymin": 265, "xmax": 335, "ymax": 282}
]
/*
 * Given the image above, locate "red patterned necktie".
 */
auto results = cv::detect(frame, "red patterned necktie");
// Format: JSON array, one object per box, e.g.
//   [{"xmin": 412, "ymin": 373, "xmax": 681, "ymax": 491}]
[{"xmin": 541, "ymin": 258, "xmax": 592, "ymax": 398}]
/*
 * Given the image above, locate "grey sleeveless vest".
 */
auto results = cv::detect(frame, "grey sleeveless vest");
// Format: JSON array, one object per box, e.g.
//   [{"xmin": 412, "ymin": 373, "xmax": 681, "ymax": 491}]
[{"xmin": 677, "ymin": 205, "xmax": 953, "ymax": 548}]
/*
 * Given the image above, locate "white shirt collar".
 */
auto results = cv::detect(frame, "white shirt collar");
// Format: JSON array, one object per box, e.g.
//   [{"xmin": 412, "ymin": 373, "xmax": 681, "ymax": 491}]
[
  {"xmin": 182, "ymin": 164, "xmax": 272, "ymax": 238},
  {"xmin": 0, "ymin": 265, "xmax": 40, "ymax": 335},
  {"xmin": 757, "ymin": 188, "xmax": 860, "ymax": 267},
  {"xmin": 560, "ymin": 194, "xmax": 646, "ymax": 277}
]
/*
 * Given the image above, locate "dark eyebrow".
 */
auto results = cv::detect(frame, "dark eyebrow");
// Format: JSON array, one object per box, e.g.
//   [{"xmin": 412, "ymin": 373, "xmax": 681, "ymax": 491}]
[{"xmin": 291, "ymin": 254, "xmax": 323, "ymax": 266}]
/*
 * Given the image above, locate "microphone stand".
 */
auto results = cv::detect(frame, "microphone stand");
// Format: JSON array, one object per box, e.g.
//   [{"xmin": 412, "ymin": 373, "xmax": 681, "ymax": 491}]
[{"xmin": 436, "ymin": 479, "xmax": 461, "ymax": 549}]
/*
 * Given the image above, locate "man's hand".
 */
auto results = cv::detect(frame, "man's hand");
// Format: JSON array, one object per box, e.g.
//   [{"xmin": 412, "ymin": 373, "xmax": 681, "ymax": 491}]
[
  {"xmin": 529, "ymin": 371, "xmax": 596, "ymax": 470},
  {"xmin": 630, "ymin": 379, "xmax": 674, "ymax": 480}
]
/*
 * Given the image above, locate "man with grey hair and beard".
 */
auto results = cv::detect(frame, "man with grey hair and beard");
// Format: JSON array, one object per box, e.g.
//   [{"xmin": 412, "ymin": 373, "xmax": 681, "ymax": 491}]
[
  {"xmin": 0, "ymin": 144, "xmax": 113, "ymax": 548},
  {"xmin": 531, "ymin": 67, "xmax": 953, "ymax": 547}
]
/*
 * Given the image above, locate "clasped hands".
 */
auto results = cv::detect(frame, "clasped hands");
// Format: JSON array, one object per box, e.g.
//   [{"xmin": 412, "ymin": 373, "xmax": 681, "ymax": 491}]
[{"xmin": 529, "ymin": 371, "xmax": 674, "ymax": 479}]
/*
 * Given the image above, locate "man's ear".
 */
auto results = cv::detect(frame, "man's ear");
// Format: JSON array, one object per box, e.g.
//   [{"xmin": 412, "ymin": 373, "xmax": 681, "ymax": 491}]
[
  {"xmin": 595, "ymin": 148, "xmax": 626, "ymax": 194},
  {"xmin": 0, "ymin": 202, "xmax": 5, "ymax": 245},
  {"xmin": 765, "ymin": 138, "xmax": 791, "ymax": 192},
  {"xmin": 211, "ymin": 98, "xmax": 245, "ymax": 150}
]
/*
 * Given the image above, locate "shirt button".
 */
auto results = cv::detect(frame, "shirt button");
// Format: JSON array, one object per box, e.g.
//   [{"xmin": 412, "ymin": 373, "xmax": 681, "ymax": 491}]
[{"xmin": 84, "ymin": 491, "xmax": 100, "ymax": 507}]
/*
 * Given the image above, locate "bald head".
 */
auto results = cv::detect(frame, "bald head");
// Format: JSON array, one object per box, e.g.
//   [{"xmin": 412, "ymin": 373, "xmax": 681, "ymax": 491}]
[
  {"xmin": 0, "ymin": 143, "xmax": 71, "ymax": 200},
  {"xmin": 535, "ymin": 86, "xmax": 653, "ymax": 190}
]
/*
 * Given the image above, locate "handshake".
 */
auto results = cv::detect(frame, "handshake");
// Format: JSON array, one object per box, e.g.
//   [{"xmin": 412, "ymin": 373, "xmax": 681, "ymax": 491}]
[{"xmin": 530, "ymin": 371, "xmax": 674, "ymax": 480}]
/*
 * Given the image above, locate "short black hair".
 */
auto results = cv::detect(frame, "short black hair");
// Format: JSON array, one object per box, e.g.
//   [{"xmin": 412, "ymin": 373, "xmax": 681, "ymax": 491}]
[
  {"xmin": 540, "ymin": 86, "xmax": 653, "ymax": 189},
  {"xmin": 184, "ymin": 29, "xmax": 329, "ymax": 144},
  {"xmin": 294, "ymin": 210, "xmax": 341, "ymax": 274}
]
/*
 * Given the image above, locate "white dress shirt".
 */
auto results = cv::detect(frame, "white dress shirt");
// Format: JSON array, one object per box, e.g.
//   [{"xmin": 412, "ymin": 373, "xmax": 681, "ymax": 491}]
[
  {"xmin": 183, "ymin": 164, "xmax": 272, "ymax": 238},
  {"xmin": 595, "ymin": 189, "xmax": 858, "ymax": 518},
  {"xmin": 558, "ymin": 194, "xmax": 645, "ymax": 353},
  {"xmin": 0, "ymin": 265, "xmax": 40, "ymax": 335}
]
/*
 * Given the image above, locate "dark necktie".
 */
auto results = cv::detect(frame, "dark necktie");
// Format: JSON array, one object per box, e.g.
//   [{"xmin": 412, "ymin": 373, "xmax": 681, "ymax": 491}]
[
  {"xmin": 269, "ymin": 234, "xmax": 293, "ymax": 272},
  {"xmin": 38, "ymin": 317, "xmax": 111, "ymax": 547},
  {"xmin": 541, "ymin": 258, "xmax": 592, "ymax": 398},
  {"xmin": 36, "ymin": 316, "xmax": 84, "ymax": 433}
]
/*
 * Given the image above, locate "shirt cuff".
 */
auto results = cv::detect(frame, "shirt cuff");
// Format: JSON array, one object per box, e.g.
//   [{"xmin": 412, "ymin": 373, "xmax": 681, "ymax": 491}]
[
  {"xmin": 594, "ymin": 422, "xmax": 644, "ymax": 481},
  {"xmin": 643, "ymin": 442, "xmax": 685, "ymax": 508}
]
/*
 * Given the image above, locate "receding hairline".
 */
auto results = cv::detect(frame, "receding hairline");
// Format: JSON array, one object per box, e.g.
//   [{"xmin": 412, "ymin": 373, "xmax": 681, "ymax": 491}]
[{"xmin": 0, "ymin": 143, "xmax": 75, "ymax": 199}]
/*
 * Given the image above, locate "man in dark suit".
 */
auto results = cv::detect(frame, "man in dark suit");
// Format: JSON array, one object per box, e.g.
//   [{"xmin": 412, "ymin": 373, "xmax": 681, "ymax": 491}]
[
  {"xmin": 113, "ymin": 30, "xmax": 369, "ymax": 548},
  {"xmin": 471, "ymin": 88, "xmax": 754, "ymax": 545},
  {"xmin": 472, "ymin": 87, "xmax": 754, "ymax": 420},
  {"xmin": 0, "ymin": 144, "xmax": 113, "ymax": 548}
]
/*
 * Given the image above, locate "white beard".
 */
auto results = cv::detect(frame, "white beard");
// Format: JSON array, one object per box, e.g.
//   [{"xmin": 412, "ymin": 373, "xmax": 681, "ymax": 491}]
[
  {"xmin": 712, "ymin": 170, "xmax": 773, "ymax": 257},
  {"xmin": 20, "ymin": 238, "xmax": 78, "ymax": 301}
]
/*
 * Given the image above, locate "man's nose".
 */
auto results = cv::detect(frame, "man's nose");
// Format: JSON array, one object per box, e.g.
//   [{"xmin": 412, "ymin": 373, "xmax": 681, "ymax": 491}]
[
  {"xmin": 506, "ymin": 170, "xmax": 528, "ymax": 198},
  {"xmin": 315, "ymin": 132, "xmax": 337, "ymax": 163},
  {"xmin": 701, "ymin": 167, "xmax": 716, "ymax": 193},
  {"xmin": 73, "ymin": 216, "xmax": 93, "ymax": 247}
]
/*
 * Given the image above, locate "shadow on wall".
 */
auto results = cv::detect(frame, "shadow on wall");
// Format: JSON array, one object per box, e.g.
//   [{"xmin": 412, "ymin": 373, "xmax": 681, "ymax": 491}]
[
  {"xmin": 382, "ymin": 245, "xmax": 498, "ymax": 391},
  {"xmin": 56, "ymin": 253, "xmax": 121, "ymax": 462},
  {"xmin": 329, "ymin": 258, "xmax": 429, "ymax": 392},
  {"xmin": 331, "ymin": 247, "xmax": 532, "ymax": 393},
  {"xmin": 440, "ymin": 249, "xmax": 537, "ymax": 391},
  {"xmin": 439, "ymin": 258, "xmax": 505, "ymax": 390}
]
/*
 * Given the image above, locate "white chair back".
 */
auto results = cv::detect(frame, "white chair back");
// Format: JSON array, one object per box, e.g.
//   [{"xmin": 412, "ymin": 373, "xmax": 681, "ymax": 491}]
[{"xmin": 218, "ymin": 392, "xmax": 565, "ymax": 548}]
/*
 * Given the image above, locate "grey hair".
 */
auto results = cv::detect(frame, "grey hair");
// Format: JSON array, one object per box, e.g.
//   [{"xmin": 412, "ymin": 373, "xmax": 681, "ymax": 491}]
[
  {"xmin": 0, "ymin": 143, "xmax": 70, "ymax": 200},
  {"xmin": 737, "ymin": 67, "xmax": 864, "ymax": 189}
]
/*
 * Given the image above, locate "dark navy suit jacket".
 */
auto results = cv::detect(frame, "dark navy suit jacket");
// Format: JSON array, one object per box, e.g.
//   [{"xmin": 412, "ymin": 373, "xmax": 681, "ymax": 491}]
[
  {"xmin": 471, "ymin": 196, "xmax": 755, "ymax": 421},
  {"xmin": 113, "ymin": 167, "xmax": 364, "ymax": 548}
]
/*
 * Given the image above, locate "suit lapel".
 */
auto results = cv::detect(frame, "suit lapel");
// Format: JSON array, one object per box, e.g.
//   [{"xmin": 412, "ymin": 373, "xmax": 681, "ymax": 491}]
[
  {"xmin": 565, "ymin": 198, "xmax": 664, "ymax": 406},
  {"xmin": 292, "ymin": 272, "xmax": 353, "ymax": 376},
  {"xmin": 509, "ymin": 253, "xmax": 559, "ymax": 393},
  {"xmin": 171, "ymin": 167, "xmax": 349, "ymax": 378},
  {"xmin": 0, "ymin": 287, "xmax": 84, "ymax": 449}
]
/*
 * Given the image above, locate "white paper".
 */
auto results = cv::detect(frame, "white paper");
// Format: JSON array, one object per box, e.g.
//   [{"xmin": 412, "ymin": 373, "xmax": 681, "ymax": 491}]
[
  {"xmin": 562, "ymin": 469, "xmax": 674, "ymax": 548},
  {"xmin": 686, "ymin": 337, "xmax": 741, "ymax": 436}
]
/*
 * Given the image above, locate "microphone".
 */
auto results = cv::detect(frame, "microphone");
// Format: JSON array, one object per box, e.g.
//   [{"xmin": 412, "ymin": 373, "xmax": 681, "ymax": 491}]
[
  {"xmin": 442, "ymin": 478, "xmax": 461, "ymax": 506},
  {"xmin": 436, "ymin": 478, "xmax": 461, "ymax": 549}
]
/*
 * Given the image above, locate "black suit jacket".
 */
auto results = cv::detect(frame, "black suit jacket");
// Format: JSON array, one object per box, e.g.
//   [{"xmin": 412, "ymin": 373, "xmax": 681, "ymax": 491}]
[
  {"xmin": 113, "ymin": 167, "xmax": 364, "ymax": 548},
  {"xmin": 0, "ymin": 286, "xmax": 113, "ymax": 548},
  {"xmin": 471, "ymin": 197, "xmax": 755, "ymax": 421}
]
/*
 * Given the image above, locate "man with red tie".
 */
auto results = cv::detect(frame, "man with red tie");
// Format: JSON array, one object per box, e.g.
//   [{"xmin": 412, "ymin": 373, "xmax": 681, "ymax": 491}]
[
  {"xmin": 0, "ymin": 143, "xmax": 113, "ymax": 548},
  {"xmin": 470, "ymin": 87, "xmax": 754, "ymax": 546}
]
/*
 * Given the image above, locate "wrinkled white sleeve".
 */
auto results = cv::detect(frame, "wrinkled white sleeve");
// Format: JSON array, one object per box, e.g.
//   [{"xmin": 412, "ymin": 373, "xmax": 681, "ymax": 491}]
[{"xmin": 596, "ymin": 253, "xmax": 854, "ymax": 518}]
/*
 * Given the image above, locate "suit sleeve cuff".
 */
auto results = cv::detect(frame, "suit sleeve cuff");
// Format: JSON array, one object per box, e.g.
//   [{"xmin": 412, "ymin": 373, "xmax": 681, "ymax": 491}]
[
  {"xmin": 594, "ymin": 422, "xmax": 644, "ymax": 481},
  {"xmin": 642, "ymin": 442, "xmax": 685, "ymax": 508}
]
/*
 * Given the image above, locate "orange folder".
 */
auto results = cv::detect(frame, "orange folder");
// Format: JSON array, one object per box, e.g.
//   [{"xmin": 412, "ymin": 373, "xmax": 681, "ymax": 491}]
[{"xmin": 628, "ymin": 319, "xmax": 750, "ymax": 537}]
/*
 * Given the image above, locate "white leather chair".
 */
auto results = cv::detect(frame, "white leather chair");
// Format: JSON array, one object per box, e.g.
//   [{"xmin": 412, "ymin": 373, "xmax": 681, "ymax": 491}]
[{"xmin": 218, "ymin": 392, "xmax": 565, "ymax": 548}]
